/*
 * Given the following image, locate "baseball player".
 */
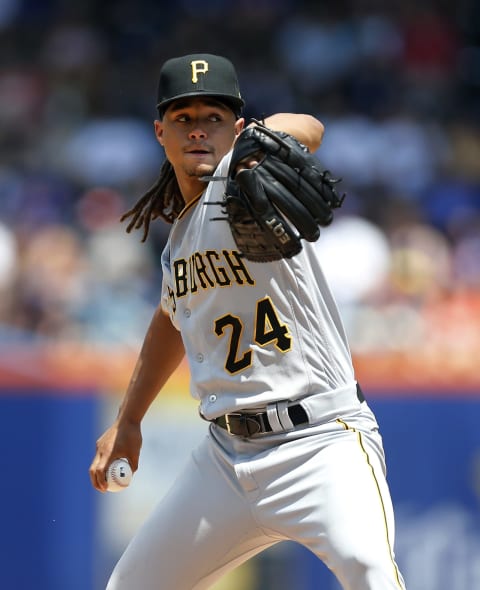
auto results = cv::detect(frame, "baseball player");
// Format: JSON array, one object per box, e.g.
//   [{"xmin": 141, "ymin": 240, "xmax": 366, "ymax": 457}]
[{"xmin": 89, "ymin": 53, "xmax": 406, "ymax": 590}]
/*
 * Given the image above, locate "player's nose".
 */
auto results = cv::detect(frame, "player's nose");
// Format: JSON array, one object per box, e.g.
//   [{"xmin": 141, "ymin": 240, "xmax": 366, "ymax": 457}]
[{"xmin": 188, "ymin": 126, "xmax": 207, "ymax": 140}]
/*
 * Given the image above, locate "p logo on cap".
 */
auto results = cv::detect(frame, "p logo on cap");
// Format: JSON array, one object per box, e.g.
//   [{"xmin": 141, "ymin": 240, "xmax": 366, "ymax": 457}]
[{"xmin": 191, "ymin": 60, "xmax": 208, "ymax": 83}]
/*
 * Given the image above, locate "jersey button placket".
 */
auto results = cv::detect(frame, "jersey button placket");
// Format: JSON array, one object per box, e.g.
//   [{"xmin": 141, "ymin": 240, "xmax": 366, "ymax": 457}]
[{"xmin": 196, "ymin": 353, "xmax": 204, "ymax": 363}]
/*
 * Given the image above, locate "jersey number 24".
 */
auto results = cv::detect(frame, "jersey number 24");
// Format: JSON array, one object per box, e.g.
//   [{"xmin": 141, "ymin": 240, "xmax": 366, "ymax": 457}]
[{"xmin": 214, "ymin": 297, "xmax": 292, "ymax": 374}]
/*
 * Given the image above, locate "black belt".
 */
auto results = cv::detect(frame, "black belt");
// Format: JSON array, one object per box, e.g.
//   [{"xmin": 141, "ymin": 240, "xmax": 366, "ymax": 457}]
[
  {"xmin": 214, "ymin": 404, "xmax": 309, "ymax": 437},
  {"xmin": 213, "ymin": 384, "xmax": 365, "ymax": 437}
]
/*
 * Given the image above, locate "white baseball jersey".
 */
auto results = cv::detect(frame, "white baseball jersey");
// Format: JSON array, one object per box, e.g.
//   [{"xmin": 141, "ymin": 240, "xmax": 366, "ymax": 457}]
[{"xmin": 161, "ymin": 151, "xmax": 356, "ymax": 420}]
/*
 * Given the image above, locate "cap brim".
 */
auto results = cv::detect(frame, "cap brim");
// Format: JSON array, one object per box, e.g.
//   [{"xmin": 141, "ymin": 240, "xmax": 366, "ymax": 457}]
[{"xmin": 157, "ymin": 91, "xmax": 245, "ymax": 113}]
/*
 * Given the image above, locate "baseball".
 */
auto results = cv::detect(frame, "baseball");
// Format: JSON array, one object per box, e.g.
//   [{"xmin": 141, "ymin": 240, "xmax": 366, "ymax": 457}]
[{"xmin": 106, "ymin": 458, "xmax": 133, "ymax": 493}]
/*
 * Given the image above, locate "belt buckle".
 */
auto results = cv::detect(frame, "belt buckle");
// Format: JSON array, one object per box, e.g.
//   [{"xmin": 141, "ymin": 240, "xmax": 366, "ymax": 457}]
[
  {"xmin": 224, "ymin": 412, "xmax": 264, "ymax": 436},
  {"xmin": 224, "ymin": 412, "xmax": 241, "ymax": 435}
]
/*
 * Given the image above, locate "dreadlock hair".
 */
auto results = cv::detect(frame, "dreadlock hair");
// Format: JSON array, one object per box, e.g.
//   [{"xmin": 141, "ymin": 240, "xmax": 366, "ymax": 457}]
[{"xmin": 120, "ymin": 158, "xmax": 185, "ymax": 241}]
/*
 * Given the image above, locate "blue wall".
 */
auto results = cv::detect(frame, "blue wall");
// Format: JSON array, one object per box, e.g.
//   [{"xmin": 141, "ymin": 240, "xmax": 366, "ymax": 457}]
[
  {"xmin": 1, "ymin": 390, "xmax": 479, "ymax": 590},
  {"xmin": 0, "ymin": 390, "xmax": 98, "ymax": 590}
]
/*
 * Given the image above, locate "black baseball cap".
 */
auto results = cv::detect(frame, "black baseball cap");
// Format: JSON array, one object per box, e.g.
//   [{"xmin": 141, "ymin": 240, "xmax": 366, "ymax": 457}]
[{"xmin": 156, "ymin": 53, "xmax": 245, "ymax": 117}]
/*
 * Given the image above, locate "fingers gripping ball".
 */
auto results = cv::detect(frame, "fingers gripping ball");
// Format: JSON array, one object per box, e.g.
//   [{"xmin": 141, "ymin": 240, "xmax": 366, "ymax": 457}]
[
  {"xmin": 221, "ymin": 120, "xmax": 345, "ymax": 262},
  {"xmin": 106, "ymin": 458, "xmax": 133, "ymax": 493}
]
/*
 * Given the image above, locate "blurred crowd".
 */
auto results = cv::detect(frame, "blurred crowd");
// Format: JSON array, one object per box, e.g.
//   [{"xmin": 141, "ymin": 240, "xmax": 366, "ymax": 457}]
[{"xmin": 0, "ymin": 0, "xmax": 479, "ymax": 377}]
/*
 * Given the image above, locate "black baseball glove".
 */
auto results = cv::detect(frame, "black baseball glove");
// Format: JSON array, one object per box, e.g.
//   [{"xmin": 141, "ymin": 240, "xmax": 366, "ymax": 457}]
[{"xmin": 220, "ymin": 121, "xmax": 345, "ymax": 262}]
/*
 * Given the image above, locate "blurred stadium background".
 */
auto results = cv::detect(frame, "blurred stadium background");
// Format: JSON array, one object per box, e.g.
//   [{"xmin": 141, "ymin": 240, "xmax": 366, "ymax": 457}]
[{"xmin": 1, "ymin": 0, "xmax": 480, "ymax": 589}]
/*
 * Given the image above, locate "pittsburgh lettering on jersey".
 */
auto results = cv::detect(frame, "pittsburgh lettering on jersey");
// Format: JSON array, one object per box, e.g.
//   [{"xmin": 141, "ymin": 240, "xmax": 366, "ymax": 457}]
[{"xmin": 173, "ymin": 249, "xmax": 254, "ymax": 298}]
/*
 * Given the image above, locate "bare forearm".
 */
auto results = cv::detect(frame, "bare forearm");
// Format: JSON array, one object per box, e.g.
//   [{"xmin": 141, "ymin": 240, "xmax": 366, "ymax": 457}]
[
  {"xmin": 117, "ymin": 306, "xmax": 185, "ymax": 426},
  {"xmin": 89, "ymin": 307, "xmax": 183, "ymax": 490},
  {"xmin": 262, "ymin": 113, "xmax": 324, "ymax": 152}
]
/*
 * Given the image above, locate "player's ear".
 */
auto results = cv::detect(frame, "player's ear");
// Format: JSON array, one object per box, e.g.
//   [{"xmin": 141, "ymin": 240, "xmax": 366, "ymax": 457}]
[
  {"xmin": 154, "ymin": 120, "xmax": 164, "ymax": 146},
  {"xmin": 234, "ymin": 117, "xmax": 245, "ymax": 137}
]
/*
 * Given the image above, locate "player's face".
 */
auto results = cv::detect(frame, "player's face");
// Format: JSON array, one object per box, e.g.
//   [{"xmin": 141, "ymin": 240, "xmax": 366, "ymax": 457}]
[{"xmin": 154, "ymin": 98, "xmax": 244, "ymax": 197}]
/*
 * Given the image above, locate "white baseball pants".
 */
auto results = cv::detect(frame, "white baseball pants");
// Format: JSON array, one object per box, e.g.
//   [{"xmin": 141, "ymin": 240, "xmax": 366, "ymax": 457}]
[{"xmin": 106, "ymin": 403, "xmax": 406, "ymax": 590}]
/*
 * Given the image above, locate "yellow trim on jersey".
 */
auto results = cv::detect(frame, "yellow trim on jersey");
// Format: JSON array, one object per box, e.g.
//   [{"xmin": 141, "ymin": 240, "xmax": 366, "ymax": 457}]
[
  {"xmin": 336, "ymin": 418, "xmax": 405, "ymax": 590},
  {"xmin": 177, "ymin": 190, "xmax": 204, "ymax": 221}
]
